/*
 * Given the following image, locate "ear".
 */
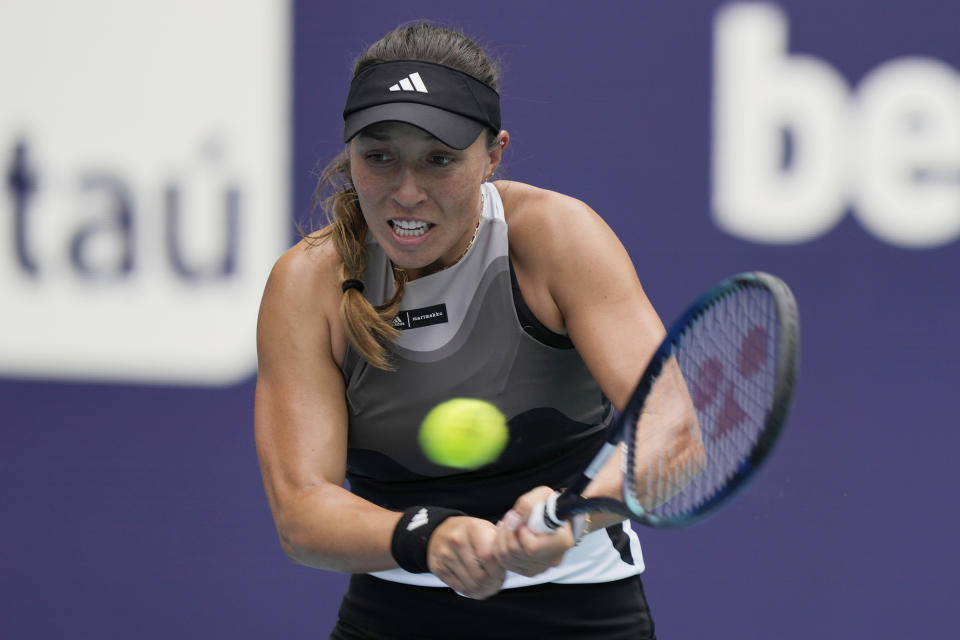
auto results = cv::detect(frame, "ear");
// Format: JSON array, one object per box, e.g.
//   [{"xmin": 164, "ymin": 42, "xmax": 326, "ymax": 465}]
[{"xmin": 484, "ymin": 130, "xmax": 509, "ymax": 181}]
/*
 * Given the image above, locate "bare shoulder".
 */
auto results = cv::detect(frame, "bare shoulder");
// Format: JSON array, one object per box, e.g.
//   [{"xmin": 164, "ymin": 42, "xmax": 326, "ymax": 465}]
[
  {"xmin": 494, "ymin": 183, "xmax": 662, "ymax": 410},
  {"xmin": 258, "ymin": 233, "xmax": 346, "ymax": 365},
  {"xmin": 263, "ymin": 236, "xmax": 338, "ymax": 314},
  {"xmin": 269, "ymin": 234, "xmax": 339, "ymax": 291},
  {"xmin": 495, "ymin": 180, "xmax": 597, "ymax": 243},
  {"xmin": 494, "ymin": 180, "xmax": 628, "ymax": 277},
  {"xmin": 494, "ymin": 180, "xmax": 634, "ymax": 333}
]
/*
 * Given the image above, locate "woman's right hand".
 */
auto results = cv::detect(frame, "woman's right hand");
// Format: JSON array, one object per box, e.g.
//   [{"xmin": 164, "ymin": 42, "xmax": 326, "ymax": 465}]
[{"xmin": 427, "ymin": 516, "xmax": 505, "ymax": 600}]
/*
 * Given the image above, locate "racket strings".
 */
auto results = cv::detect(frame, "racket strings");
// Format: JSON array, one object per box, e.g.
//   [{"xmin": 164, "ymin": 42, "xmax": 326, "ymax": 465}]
[{"xmin": 627, "ymin": 286, "xmax": 781, "ymax": 522}]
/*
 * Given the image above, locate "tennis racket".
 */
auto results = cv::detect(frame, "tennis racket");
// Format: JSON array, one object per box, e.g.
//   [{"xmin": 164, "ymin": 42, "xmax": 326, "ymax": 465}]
[{"xmin": 528, "ymin": 271, "xmax": 799, "ymax": 533}]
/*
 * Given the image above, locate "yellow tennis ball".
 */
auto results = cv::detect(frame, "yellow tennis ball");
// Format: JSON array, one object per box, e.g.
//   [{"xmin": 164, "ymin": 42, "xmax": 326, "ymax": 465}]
[{"xmin": 419, "ymin": 398, "xmax": 509, "ymax": 470}]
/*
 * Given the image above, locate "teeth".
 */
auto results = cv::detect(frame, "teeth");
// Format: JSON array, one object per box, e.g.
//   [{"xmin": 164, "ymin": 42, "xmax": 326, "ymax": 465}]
[
  {"xmin": 393, "ymin": 219, "xmax": 428, "ymax": 230},
  {"xmin": 391, "ymin": 219, "xmax": 430, "ymax": 237}
]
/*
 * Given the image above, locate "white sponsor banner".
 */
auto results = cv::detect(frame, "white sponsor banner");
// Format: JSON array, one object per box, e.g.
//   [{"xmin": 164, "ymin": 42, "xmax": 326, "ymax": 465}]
[
  {"xmin": 712, "ymin": 2, "xmax": 960, "ymax": 248},
  {"xmin": 0, "ymin": 0, "xmax": 290, "ymax": 385}
]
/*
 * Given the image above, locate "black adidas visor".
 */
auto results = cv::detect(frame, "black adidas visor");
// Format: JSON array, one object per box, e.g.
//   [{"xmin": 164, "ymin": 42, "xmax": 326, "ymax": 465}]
[{"xmin": 343, "ymin": 60, "xmax": 501, "ymax": 150}]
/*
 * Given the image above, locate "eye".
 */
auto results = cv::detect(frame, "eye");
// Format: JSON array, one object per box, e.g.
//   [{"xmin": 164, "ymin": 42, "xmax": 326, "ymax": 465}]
[
  {"xmin": 364, "ymin": 151, "xmax": 393, "ymax": 164},
  {"xmin": 428, "ymin": 154, "xmax": 455, "ymax": 167}
]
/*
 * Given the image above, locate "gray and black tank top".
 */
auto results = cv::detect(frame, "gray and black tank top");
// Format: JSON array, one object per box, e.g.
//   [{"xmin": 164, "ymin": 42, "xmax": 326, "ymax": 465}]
[{"xmin": 343, "ymin": 183, "xmax": 644, "ymax": 588}]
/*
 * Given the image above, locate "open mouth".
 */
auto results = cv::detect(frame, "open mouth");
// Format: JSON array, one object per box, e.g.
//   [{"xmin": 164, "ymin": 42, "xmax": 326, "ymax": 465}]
[{"xmin": 389, "ymin": 219, "xmax": 434, "ymax": 238}]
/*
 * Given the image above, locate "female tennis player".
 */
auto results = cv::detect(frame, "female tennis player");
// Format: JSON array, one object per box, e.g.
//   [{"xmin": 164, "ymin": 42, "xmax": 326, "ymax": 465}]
[{"xmin": 255, "ymin": 22, "xmax": 696, "ymax": 639}]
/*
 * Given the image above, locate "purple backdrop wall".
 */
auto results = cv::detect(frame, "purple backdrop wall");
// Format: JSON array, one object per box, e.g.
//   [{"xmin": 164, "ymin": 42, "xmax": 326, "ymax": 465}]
[{"xmin": 2, "ymin": 1, "xmax": 958, "ymax": 638}]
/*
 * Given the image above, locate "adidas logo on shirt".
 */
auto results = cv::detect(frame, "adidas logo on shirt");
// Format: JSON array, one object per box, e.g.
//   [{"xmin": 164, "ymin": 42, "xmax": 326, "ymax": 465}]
[
  {"xmin": 406, "ymin": 508, "xmax": 429, "ymax": 531},
  {"xmin": 389, "ymin": 72, "xmax": 428, "ymax": 93}
]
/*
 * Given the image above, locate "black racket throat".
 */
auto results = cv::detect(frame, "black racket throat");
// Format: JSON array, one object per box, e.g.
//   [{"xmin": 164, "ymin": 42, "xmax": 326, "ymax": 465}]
[
  {"xmin": 543, "ymin": 493, "xmax": 632, "ymax": 530},
  {"xmin": 554, "ymin": 495, "xmax": 632, "ymax": 522}
]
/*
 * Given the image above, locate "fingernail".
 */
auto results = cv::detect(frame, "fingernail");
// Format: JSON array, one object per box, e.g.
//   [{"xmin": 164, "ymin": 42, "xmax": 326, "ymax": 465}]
[{"xmin": 503, "ymin": 510, "xmax": 522, "ymax": 531}]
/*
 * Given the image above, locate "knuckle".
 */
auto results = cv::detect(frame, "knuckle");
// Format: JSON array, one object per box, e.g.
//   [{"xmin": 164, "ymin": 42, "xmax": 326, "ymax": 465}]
[{"xmin": 475, "ymin": 548, "xmax": 495, "ymax": 564}]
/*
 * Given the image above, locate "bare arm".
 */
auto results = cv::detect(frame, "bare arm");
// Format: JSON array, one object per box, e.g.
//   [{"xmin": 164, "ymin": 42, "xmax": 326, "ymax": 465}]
[
  {"xmin": 495, "ymin": 183, "xmax": 701, "ymax": 569},
  {"xmin": 255, "ymin": 239, "xmax": 504, "ymax": 597},
  {"xmin": 254, "ymin": 240, "xmax": 401, "ymax": 573},
  {"xmin": 548, "ymin": 192, "xmax": 702, "ymax": 523}
]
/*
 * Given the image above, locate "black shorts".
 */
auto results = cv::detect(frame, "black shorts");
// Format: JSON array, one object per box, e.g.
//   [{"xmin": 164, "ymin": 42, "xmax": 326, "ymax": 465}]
[{"xmin": 330, "ymin": 574, "xmax": 657, "ymax": 640}]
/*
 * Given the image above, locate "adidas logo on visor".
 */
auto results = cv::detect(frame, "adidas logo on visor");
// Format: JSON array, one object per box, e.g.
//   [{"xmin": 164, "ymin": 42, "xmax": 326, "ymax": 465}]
[{"xmin": 389, "ymin": 72, "xmax": 428, "ymax": 93}]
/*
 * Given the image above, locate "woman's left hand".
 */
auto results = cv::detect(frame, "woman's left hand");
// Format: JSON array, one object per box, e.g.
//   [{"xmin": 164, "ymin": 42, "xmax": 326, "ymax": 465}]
[{"xmin": 493, "ymin": 485, "xmax": 576, "ymax": 577}]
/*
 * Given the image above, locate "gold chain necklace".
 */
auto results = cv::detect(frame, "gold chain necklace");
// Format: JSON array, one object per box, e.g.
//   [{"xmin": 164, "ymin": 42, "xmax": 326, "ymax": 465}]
[{"xmin": 450, "ymin": 189, "xmax": 484, "ymax": 266}]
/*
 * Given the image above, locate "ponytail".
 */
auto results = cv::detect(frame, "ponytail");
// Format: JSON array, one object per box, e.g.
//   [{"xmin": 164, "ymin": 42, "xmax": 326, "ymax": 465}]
[{"xmin": 310, "ymin": 151, "xmax": 407, "ymax": 371}]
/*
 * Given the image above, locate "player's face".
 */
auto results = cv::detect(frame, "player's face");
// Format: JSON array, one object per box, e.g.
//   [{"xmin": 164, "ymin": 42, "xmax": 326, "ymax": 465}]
[{"xmin": 350, "ymin": 122, "xmax": 496, "ymax": 279}]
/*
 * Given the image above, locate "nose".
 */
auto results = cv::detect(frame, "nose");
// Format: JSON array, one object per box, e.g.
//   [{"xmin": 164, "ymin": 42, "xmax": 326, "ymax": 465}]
[{"xmin": 392, "ymin": 164, "xmax": 427, "ymax": 209}]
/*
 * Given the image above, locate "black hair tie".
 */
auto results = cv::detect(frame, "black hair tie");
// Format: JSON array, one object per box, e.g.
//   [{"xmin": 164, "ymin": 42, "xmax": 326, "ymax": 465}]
[{"xmin": 341, "ymin": 279, "xmax": 365, "ymax": 294}]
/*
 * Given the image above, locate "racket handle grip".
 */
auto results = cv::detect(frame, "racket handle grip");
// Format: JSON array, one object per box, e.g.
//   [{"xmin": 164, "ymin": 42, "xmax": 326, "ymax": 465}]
[{"xmin": 526, "ymin": 491, "xmax": 563, "ymax": 534}]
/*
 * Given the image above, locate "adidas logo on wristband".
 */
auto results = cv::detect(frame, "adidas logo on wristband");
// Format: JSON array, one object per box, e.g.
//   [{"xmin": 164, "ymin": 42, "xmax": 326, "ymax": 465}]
[{"xmin": 406, "ymin": 508, "xmax": 429, "ymax": 531}]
